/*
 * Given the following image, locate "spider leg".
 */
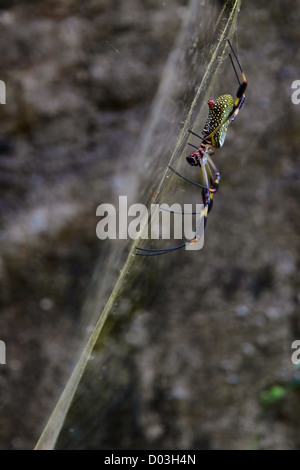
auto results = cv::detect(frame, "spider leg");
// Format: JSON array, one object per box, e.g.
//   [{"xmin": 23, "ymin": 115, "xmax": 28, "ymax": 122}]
[
  {"xmin": 136, "ymin": 202, "xmax": 208, "ymax": 256},
  {"xmin": 168, "ymin": 165, "xmax": 209, "ymax": 190},
  {"xmin": 225, "ymin": 39, "xmax": 247, "ymax": 125},
  {"xmin": 205, "ymin": 153, "xmax": 220, "ymax": 193},
  {"xmin": 188, "ymin": 129, "xmax": 204, "ymax": 140},
  {"xmin": 203, "ymin": 40, "xmax": 247, "ymax": 143},
  {"xmin": 136, "ymin": 243, "xmax": 187, "ymax": 256},
  {"xmin": 136, "ymin": 159, "xmax": 212, "ymax": 257}
]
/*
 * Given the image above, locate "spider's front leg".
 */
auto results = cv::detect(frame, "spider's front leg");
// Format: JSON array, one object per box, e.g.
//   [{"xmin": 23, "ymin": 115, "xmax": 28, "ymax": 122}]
[{"xmin": 226, "ymin": 39, "xmax": 247, "ymax": 126}]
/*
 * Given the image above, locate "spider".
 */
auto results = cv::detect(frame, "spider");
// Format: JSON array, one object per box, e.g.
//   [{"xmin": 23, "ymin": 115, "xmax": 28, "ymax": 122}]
[{"xmin": 136, "ymin": 39, "xmax": 247, "ymax": 256}]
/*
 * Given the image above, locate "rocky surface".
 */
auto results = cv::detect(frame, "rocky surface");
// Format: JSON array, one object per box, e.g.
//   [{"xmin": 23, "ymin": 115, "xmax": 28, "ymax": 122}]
[{"xmin": 0, "ymin": 0, "xmax": 300, "ymax": 450}]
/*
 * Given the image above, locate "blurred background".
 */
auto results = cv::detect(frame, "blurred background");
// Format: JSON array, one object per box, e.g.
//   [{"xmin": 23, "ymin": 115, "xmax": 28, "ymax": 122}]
[{"xmin": 0, "ymin": 0, "xmax": 300, "ymax": 450}]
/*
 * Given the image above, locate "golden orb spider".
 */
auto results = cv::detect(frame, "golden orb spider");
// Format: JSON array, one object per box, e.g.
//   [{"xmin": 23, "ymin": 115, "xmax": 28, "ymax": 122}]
[{"xmin": 137, "ymin": 39, "xmax": 247, "ymax": 256}]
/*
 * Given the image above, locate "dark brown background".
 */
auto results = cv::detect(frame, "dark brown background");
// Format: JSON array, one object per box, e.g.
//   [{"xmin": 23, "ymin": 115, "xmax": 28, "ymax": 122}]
[{"xmin": 0, "ymin": 0, "xmax": 299, "ymax": 450}]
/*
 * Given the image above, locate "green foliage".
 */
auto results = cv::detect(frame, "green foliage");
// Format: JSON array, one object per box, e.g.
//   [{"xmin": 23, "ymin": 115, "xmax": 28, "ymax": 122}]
[{"xmin": 260, "ymin": 385, "xmax": 287, "ymax": 407}]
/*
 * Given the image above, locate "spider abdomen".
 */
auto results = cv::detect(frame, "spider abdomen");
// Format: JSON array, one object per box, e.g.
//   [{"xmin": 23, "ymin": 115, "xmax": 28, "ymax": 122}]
[{"xmin": 203, "ymin": 94, "xmax": 234, "ymax": 148}]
